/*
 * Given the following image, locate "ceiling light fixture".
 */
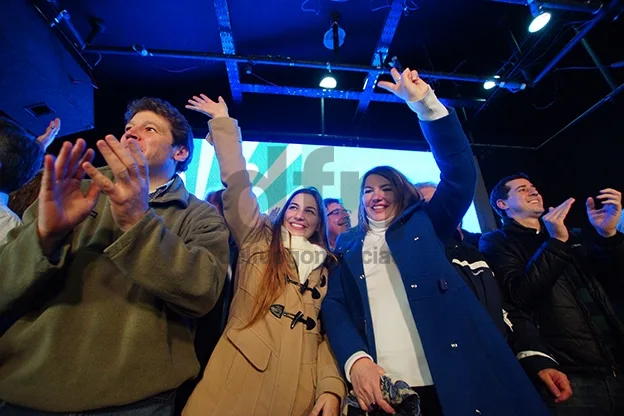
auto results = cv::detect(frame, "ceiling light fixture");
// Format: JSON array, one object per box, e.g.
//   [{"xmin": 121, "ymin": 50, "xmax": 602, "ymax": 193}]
[
  {"xmin": 320, "ymin": 74, "xmax": 337, "ymax": 89},
  {"xmin": 323, "ymin": 13, "xmax": 345, "ymax": 51},
  {"xmin": 483, "ymin": 75, "xmax": 501, "ymax": 90},
  {"xmin": 528, "ymin": 1, "xmax": 551, "ymax": 33}
]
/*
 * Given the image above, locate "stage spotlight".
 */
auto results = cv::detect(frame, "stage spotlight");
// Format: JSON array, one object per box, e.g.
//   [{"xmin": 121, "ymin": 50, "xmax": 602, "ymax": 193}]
[
  {"xmin": 320, "ymin": 75, "xmax": 337, "ymax": 89},
  {"xmin": 528, "ymin": 2, "xmax": 551, "ymax": 33},
  {"xmin": 483, "ymin": 75, "xmax": 500, "ymax": 90}
]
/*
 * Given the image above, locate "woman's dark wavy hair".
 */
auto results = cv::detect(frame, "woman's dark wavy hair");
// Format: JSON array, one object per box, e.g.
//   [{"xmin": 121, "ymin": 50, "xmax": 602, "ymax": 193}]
[{"xmin": 358, "ymin": 166, "xmax": 422, "ymax": 232}]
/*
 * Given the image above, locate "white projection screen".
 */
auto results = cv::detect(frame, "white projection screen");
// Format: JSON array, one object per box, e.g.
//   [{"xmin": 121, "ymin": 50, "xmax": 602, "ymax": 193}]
[{"xmin": 181, "ymin": 138, "xmax": 485, "ymax": 233}]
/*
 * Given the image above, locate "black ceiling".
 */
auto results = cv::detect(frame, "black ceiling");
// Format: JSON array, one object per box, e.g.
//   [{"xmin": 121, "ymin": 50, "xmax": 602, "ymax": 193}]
[{"xmin": 21, "ymin": 0, "xmax": 624, "ymax": 150}]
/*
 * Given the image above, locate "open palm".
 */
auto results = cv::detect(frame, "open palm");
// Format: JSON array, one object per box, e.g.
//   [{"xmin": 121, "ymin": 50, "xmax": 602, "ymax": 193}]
[
  {"xmin": 186, "ymin": 94, "xmax": 229, "ymax": 119},
  {"xmin": 38, "ymin": 140, "xmax": 100, "ymax": 241},
  {"xmin": 37, "ymin": 118, "xmax": 61, "ymax": 150},
  {"xmin": 587, "ymin": 189, "xmax": 622, "ymax": 237}
]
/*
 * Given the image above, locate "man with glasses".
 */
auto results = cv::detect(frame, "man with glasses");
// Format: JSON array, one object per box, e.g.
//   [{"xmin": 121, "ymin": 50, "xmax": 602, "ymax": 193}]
[{"xmin": 324, "ymin": 198, "xmax": 352, "ymax": 251}]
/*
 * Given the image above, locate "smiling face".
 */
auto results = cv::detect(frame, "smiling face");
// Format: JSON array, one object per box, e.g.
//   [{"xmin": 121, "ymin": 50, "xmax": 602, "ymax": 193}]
[
  {"xmin": 326, "ymin": 202, "xmax": 351, "ymax": 241},
  {"xmin": 362, "ymin": 174, "xmax": 398, "ymax": 222},
  {"xmin": 496, "ymin": 178, "xmax": 545, "ymax": 220},
  {"xmin": 283, "ymin": 192, "xmax": 321, "ymax": 239}
]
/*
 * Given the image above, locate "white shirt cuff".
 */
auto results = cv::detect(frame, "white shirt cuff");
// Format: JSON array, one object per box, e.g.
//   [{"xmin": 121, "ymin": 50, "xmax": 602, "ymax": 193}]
[
  {"xmin": 344, "ymin": 351, "xmax": 374, "ymax": 383},
  {"xmin": 407, "ymin": 87, "xmax": 449, "ymax": 121},
  {"xmin": 516, "ymin": 351, "xmax": 559, "ymax": 364}
]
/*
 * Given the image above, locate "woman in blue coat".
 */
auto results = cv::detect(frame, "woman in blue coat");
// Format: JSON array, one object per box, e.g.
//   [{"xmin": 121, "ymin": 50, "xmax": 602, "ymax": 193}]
[{"xmin": 321, "ymin": 67, "xmax": 550, "ymax": 415}]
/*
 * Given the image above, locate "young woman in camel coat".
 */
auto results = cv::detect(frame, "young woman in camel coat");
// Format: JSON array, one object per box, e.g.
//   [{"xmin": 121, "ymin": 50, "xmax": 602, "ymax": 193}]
[{"xmin": 183, "ymin": 95, "xmax": 346, "ymax": 416}]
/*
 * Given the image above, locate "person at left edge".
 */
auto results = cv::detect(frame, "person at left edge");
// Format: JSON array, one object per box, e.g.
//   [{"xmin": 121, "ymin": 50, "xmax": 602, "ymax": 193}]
[{"xmin": 0, "ymin": 97, "xmax": 230, "ymax": 415}]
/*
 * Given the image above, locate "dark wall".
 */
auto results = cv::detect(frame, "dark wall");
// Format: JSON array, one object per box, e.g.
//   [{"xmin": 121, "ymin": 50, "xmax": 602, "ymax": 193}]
[
  {"xmin": 538, "ymin": 95, "xmax": 623, "ymax": 229},
  {"xmin": 0, "ymin": 0, "xmax": 94, "ymax": 137},
  {"xmin": 478, "ymin": 94, "xmax": 624, "ymax": 230}
]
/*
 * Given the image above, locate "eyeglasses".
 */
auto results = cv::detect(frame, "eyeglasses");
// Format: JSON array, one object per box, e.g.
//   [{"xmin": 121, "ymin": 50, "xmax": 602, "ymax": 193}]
[{"xmin": 327, "ymin": 208, "xmax": 351, "ymax": 217}]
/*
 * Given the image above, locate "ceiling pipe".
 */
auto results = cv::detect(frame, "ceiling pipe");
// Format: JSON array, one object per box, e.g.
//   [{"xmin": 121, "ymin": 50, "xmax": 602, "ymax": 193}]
[
  {"xmin": 238, "ymin": 83, "xmax": 486, "ymax": 108},
  {"xmin": 356, "ymin": 0, "xmax": 404, "ymax": 116},
  {"xmin": 86, "ymin": 45, "xmax": 527, "ymax": 89},
  {"xmin": 238, "ymin": 130, "xmax": 537, "ymax": 151},
  {"xmin": 531, "ymin": 0, "xmax": 622, "ymax": 85},
  {"xmin": 536, "ymin": 80, "xmax": 624, "ymax": 149},
  {"xmin": 487, "ymin": 0, "xmax": 603, "ymax": 13},
  {"xmin": 213, "ymin": 0, "xmax": 243, "ymax": 103}
]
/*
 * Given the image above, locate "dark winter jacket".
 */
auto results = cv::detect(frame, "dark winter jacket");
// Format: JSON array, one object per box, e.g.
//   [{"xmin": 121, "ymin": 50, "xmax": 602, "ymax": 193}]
[{"xmin": 480, "ymin": 219, "xmax": 624, "ymax": 372}]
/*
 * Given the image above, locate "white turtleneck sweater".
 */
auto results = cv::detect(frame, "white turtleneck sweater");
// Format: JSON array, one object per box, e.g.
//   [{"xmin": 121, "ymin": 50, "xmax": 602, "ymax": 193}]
[
  {"xmin": 345, "ymin": 218, "xmax": 433, "ymax": 387},
  {"xmin": 343, "ymin": 86, "xmax": 446, "ymax": 386}
]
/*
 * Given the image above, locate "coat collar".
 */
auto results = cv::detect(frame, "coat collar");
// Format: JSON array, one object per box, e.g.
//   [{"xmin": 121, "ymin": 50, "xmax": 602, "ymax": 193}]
[
  {"xmin": 502, "ymin": 217, "xmax": 543, "ymax": 235},
  {"xmin": 335, "ymin": 200, "xmax": 427, "ymax": 255},
  {"xmin": 334, "ymin": 200, "xmax": 427, "ymax": 292}
]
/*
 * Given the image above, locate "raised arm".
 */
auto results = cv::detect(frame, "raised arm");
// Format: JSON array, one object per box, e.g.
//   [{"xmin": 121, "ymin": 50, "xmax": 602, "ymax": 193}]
[
  {"xmin": 420, "ymin": 106, "xmax": 476, "ymax": 238},
  {"xmin": 379, "ymin": 67, "xmax": 476, "ymax": 238},
  {"xmin": 187, "ymin": 95, "xmax": 267, "ymax": 247}
]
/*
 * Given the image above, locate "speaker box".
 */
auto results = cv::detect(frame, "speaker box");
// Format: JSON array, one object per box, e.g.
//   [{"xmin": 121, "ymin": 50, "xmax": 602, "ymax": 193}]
[{"xmin": 0, "ymin": 0, "xmax": 94, "ymax": 136}]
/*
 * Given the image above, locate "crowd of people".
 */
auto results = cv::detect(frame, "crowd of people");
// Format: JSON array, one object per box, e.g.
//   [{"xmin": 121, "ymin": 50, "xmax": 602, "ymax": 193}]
[{"xmin": 0, "ymin": 67, "xmax": 622, "ymax": 416}]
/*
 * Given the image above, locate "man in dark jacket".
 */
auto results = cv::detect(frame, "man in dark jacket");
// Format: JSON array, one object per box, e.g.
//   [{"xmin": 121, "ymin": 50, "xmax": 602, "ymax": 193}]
[
  {"xmin": 480, "ymin": 173, "xmax": 624, "ymax": 415},
  {"xmin": 416, "ymin": 182, "xmax": 573, "ymax": 405}
]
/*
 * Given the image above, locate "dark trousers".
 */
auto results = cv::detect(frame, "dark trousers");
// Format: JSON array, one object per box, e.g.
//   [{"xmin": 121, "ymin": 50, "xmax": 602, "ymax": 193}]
[
  {"xmin": 0, "ymin": 390, "xmax": 175, "ymax": 416},
  {"xmin": 346, "ymin": 385, "xmax": 442, "ymax": 416},
  {"xmin": 538, "ymin": 370, "xmax": 624, "ymax": 416}
]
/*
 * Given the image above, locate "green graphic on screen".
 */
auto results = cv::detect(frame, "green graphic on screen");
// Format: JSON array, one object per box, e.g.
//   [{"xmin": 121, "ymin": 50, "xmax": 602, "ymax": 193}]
[{"xmin": 181, "ymin": 139, "xmax": 481, "ymax": 233}]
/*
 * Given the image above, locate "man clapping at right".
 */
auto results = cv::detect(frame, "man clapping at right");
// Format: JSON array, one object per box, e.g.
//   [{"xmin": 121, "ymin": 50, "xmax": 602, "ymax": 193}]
[{"xmin": 481, "ymin": 173, "xmax": 624, "ymax": 415}]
